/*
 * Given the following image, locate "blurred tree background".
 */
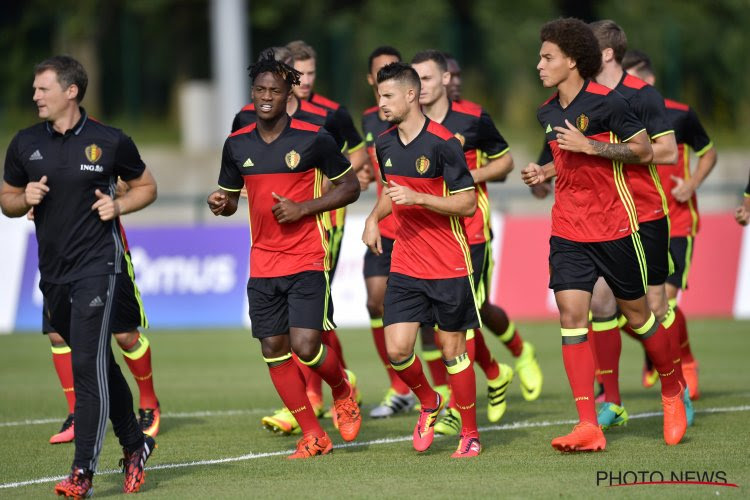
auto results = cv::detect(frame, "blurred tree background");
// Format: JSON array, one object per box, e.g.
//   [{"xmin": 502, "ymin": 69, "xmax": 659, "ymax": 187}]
[{"xmin": 1, "ymin": 0, "xmax": 748, "ymax": 147}]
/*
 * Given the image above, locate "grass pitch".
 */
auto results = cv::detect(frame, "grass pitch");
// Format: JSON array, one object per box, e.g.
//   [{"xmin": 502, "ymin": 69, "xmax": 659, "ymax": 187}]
[{"xmin": 1, "ymin": 319, "xmax": 748, "ymax": 498}]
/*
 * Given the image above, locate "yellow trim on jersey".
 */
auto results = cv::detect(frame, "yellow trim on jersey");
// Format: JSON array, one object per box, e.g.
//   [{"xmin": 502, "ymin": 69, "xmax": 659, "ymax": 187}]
[
  {"xmin": 695, "ymin": 141, "xmax": 714, "ymax": 158},
  {"xmin": 449, "ymin": 186, "xmax": 475, "ymax": 194},
  {"xmin": 328, "ymin": 164, "xmax": 353, "ymax": 182},
  {"xmin": 610, "ymin": 132, "xmax": 640, "ymax": 232},
  {"xmin": 622, "ymin": 128, "xmax": 647, "ymax": 143},
  {"xmin": 322, "ymin": 270, "xmax": 335, "ymax": 330},
  {"xmin": 560, "ymin": 327, "xmax": 588, "ymax": 337},
  {"xmin": 347, "ymin": 141, "xmax": 366, "ymax": 154},
  {"xmin": 123, "ymin": 248, "xmax": 148, "ymax": 328},
  {"xmin": 340, "ymin": 140, "xmax": 349, "ymax": 153},
  {"xmin": 630, "ymin": 232, "xmax": 649, "ymax": 294},
  {"xmin": 649, "ymin": 164, "xmax": 670, "ymax": 217},
  {"xmin": 682, "ymin": 236, "xmax": 694, "ymax": 289},
  {"xmin": 218, "ymin": 184, "xmax": 242, "ymax": 192},
  {"xmin": 477, "ymin": 184, "xmax": 492, "ymax": 242},
  {"xmin": 486, "ymin": 147, "xmax": 510, "ymax": 160},
  {"xmin": 314, "ymin": 169, "xmax": 332, "ymax": 271},
  {"xmin": 650, "ymin": 129, "xmax": 675, "ymax": 140},
  {"xmin": 684, "ymin": 147, "xmax": 699, "ymax": 236}
]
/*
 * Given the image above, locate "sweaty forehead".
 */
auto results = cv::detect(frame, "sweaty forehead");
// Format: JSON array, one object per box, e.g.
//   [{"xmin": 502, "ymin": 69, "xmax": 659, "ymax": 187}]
[{"xmin": 254, "ymin": 71, "xmax": 287, "ymax": 88}]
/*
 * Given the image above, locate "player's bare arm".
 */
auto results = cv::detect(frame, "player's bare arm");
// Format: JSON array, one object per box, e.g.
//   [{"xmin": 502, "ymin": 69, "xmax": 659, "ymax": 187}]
[
  {"xmin": 92, "ymin": 168, "xmax": 157, "ymax": 221},
  {"xmin": 207, "ymin": 188, "xmax": 240, "ymax": 217},
  {"xmin": 0, "ymin": 176, "xmax": 50, "ymax": 217},
  {"xmin": 471, "ymin": 153, "xmax": 514, "ymax": 184},
  {"xmin": 363, "ymin": 188, "xmax": 394, "ymax": 255},
  {"xmin": 386, "ymin": 179, "xmax": 475, "ymax": 217},
  {"xmin": 672, "ymin": 146, "xmax": 717, "ymax": 203},
  {"xmin": 650, "ymin": 132, "xmax": 678, "ymax": 165},
  {"xmin": 272, "ymin": 167, "xmax": 359, "ymax": 224},
  {"xmin": 522, "ymin": 161, "xmax": 556, "ymax": 186},
  {"xmin": 556, "ymin": 120, "xmax": 652, "ymax": 164}
]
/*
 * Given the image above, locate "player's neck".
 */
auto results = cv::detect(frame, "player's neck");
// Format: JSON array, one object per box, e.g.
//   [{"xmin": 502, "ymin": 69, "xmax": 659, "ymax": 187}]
[
  {"xmin": 286, "ymin": 95, "xmax": 299, "ymax": 116},
  {"xmin": 257, "ymin": 113, "xmax": 289, "ymax": 144},
  {"xmin": 556, "ymin": 75, "xmax": 585, "ymax": 109},
  {"xmin": 50, "ymin": 105, "xmax": 82, "ymax": 135},
  {"xmin": 397, "ymin": 110, "xmax": 426, "ymax": 145},
  {"xmin": 421, "ymin": 95, "xmax": 450, "ymax": 124},
  {"xmin": 595, "ymin": 63, "xmax": 624, "ymax": 90}
]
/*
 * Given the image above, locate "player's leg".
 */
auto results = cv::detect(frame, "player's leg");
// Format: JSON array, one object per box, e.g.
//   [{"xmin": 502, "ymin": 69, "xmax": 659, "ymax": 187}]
[{"xmin": 47, "ymin": 308, "xmax": 76, "ymax": 444}]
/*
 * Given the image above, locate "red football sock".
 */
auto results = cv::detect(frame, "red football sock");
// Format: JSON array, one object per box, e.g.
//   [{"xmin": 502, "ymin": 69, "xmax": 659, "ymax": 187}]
[
  {"xmin": 636, "ymin": 317, "xmax": 681, "ymax": 397},
  {"xmin": 445, "ymin": 353, "xmax": 478, "ymax": 439},
  {"xmin": 391, "ymin": 354, "xmax": 437, "ymax": 407},
  {"xmin": 267, "ymin": 357, "xmax": 324, "ymax": 437},
  {"xmin": 423, "ymin": 350, "xmax": 449, "ymax": 387},
  {"xmin": 51, "ymin": 346, "xmax": 76, "ymax": 414},
  {"xmin": 662, "ymin": 309, "xmax": 687, "ymax": 388},
  {"xmin": 674, "ymin": 306, "xmax": 695, "ymax": 364},
  {"xmin": 590, "ymin": 321, "xmax": 622, "ymax": 405},
  {"xmin": 620, "ymin": 323, "xmax": 641, "ymax": 342},
  {"xmin": 473, "ymin": 329, "xmax": 500, "ymax": 380},
  {"xmin": 322, "ymin": 330, "xmax": 346, "ymax": 369},
  {"xmin": 302, "ymin": 345, "xmax": 349, "ymax": 400},
  {"xmin": 371, "ymin": 321, "xmax": 410, "ymax": 394},
  {"xmin": 119, "ymin": 333, "xmax": 159, "ymax": 409},
  {"xmin": 587, "ymin": 324, "xmax": 604, "ymax": 385},
  {"xmin": 560, "ymin": 329, "xmax": 597, "ymax": 425}
]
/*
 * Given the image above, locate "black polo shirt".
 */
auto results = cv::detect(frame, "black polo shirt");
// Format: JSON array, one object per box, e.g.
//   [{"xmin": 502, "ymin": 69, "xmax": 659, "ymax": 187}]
[{"xmin": 3, "ymin": 108, "xmax": 146, "ymax": 284}]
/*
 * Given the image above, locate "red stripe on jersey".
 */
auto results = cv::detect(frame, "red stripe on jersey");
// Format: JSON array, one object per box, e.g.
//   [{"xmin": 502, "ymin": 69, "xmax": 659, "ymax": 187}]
[
  {"xmin": 117, "ymin": 220, "xmax": 130, "ymax": 252},
  {"xmin": 658, "ymin": 143, "xmax": 699, "ymax": 236},
  {"xmin": 368, "ymin": 148, "xmax": 396, "ymax": 239},
  {"xmin": 364, "ymin": 105, "xmax": 379, "ymax": 115},
  {"xmin": 540, "ymin": 92, "xmax": 558, "ymax": 107},
  {"xmin": 241, "ymin": 103, "xmax": 255, "ymax": 112},
  {"xmin": 311, "ymin": 94, "xmax": 340, "ymax": 110},
  {"xmin": 299, "ymin": 99, "xmax": 329, "ymax": 117},
  {"xmin": 229, "ymin": 122, "xmax": 257, "ymax": 137},
  {"xmin": 290, "ymin": 119, "xmax": 321, "ymax": 133},
  {"xmin": 665, "ymin": 98, "xmax": 690, "ymax": 112},
  {"xmin": 451, "ymin": 99, "xmax": 482, "ymax": 117},
  {"xmin": 426, "ymin": 120, "xmax": 455, "ymax": 141},
  {"xmin": 380, "ymin": 124, "xmax": 398, "ymax": 137},
  {"xmin": 585, "ymin": 81, "xmax": 612, "ymax": 96},
  {"xmin": 622, "ymin": 74, "xmax": 648, "ymax": 90}
]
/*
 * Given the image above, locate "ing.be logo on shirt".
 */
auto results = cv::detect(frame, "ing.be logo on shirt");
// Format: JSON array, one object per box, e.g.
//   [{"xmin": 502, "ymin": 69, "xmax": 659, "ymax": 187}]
[{"xmin": 415, "ymin": 155, "xmax": 430, "ymax": 175}]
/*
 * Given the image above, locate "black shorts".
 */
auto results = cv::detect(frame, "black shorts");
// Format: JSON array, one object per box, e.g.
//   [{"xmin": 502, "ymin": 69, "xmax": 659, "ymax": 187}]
[
  {"xmin": 666, "ymin": 236, "xmax": 694, "ymax": 289},
  {"xmin": 637, "ymin": 216, "xmax": 672, "ymax": 286},
  {"xmin": 469, "ymin": 242, "xmax": 493, "ymax": 305},
  {"xmin": 549, "ymin": 235, "xmax": 647, "ymax": 301},
  {"xmin": 247, "ymin": 271, "xmax": 335, "ymax": 338},
  {"xmin": 363, "ymin": 236, "xmax": 395, "ymax": 278},
  {"xmin": 41, "ymin": 271, "xmax": 147, "ymax": 339},
  {"xmin": 383, "ymin": 272, "xmax": 480, "ymax": 332}
]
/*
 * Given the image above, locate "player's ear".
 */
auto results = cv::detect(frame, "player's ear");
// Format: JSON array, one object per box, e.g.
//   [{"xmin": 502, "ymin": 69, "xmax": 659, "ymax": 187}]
[
  {"xmin": 367, "ymin": 73, "xmax": 375, "ymax": 86},
  {"xmin": 441, "ymin": 71, "xmax": 451, "ymax": 86},
  {"xmin": 66, "ymin": 84, "xmax": 79, "ymax": 102}
]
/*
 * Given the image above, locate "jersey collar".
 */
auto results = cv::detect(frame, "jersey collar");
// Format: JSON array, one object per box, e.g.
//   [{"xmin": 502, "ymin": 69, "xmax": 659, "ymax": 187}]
[{"xmin": 45, "ymin": 107, "xmax": 88, "ymax": 137}]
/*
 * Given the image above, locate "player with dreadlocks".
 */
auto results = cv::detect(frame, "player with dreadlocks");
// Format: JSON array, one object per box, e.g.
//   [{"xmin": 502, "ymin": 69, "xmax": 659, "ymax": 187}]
[{"xmin": 208, "ymin": 51, "xmax": 363, "ymax": 458}]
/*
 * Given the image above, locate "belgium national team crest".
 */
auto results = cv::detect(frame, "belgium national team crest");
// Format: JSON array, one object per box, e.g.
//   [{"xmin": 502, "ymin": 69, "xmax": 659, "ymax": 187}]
[
  {"xmin": 285, "ymin": 150, "xmax": 301, "ymax": 170},
  {"xmin": 85, "ymin": 144, "xmax": 103, "ymax": 163},
  {"xmin": 576, "ymin": 113, "xmax": 589, "ymax": 132},
  {"xmin": 415, "ymin": 155, "xmax": 430, "ymax": 174},
  {"xmin": 454, "ymin": 132, "xmax": 466, "ymax": 147}
]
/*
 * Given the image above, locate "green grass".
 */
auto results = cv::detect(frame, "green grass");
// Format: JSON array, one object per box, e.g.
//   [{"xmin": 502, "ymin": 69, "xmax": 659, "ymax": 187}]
[{"xmin": 1, "ymin": 320, "xmax": 749, "ymax": 498}]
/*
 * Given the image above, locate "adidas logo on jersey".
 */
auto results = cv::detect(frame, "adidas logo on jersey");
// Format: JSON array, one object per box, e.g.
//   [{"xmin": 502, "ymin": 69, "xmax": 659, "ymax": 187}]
[
  {"xmin": 545, "ymin": 124, "xmax": 552, "ymax": 133},
  {"xmin": 89, "ymin": 296, "xmax": 104, "ymax": 307},
  {"xmin": 243, "ymin": 158, "xmax": 254, "ymax": 168},
  {"xmin": 29, "ymin": 150, "xmax": 43, "ymax": 161},
  {"xmin": 385, "ymin": 158, "xmax": 392, "ymax": 167},
  {"xmin": 365, "ymin": 132, "xmax": 373, "ymax": 142}
]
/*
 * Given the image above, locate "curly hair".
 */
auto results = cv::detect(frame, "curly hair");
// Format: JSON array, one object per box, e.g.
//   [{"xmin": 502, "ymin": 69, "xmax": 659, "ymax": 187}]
[
  {"xmin": 540, "ymin": 18, "xmax": 601, "ymax": 80},
  {"xmin": 248, "ymin": 49, "xmax": 301, "ymax": 88}
]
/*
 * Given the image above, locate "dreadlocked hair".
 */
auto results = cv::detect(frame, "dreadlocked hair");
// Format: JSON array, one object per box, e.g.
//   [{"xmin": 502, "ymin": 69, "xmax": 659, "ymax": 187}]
[{"xmin": 248, "ymin": 49, "xmax": 301, "ymax": 88}]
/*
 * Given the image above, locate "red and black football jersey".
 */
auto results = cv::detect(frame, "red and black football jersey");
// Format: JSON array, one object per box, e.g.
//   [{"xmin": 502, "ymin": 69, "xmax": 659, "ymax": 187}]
[
  {"xmin": 362, "ymin": 105, "xmax": 397, "ymax": 239},
  {"xmin": 438, "ymin": 99, "xmax": 509, "ymax": 244},
  {"xmin": 375, "ymin": 118, "xmax": 475, "ymax": 279},
  {"xmin": 615, "ymin": 74, "xmax": 674, "ymax": 223},
  {"xmin": 310, "ymin": 92, "xmax": 365, "ymax": 154},
  {"xmin": 218, "ymin": 117, "xmax": 352, "ymax": 278},
  {"xmin": 658, "ymin": 98, "xmax": 713, "ymax": 237},
  {"xmin": 537, "ymin": 80, "xmax": 646, "ymax": 242}
]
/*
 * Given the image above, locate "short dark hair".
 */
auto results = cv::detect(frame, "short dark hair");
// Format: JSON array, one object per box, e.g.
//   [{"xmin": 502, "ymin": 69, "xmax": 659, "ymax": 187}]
[
  {"xmin": 248, "ymin": 50, "xmax": 301, "ymax": 89},
  {"xmin": 286, "ymin": 40, "xmax": 316, "ymax": 62},
  {"xmin": 34, "ymin": 55, "xmax": 88, "ymax": 103},
  {"xmin": 622, "ymin": 49, "xmax": 654, "ymax": 77},
  {"xmin": 258, "ymin": 46, "xmax": 292, "ymax": 66},
  {"xmin": 540, "ymin": 18, "xmax": 602, "ymax": 80},
  {"xmin": 411, "ymin": 49, "xmax": 448, "ymax": 73},
  {"xmin": 376, "ymin": 62, "xmax": 421, "ymax": 93},
  {"xmin": 367, "ymin": 46, "xmax": 401, "ymax": 72},
  {"xmin": 589, "ymin": 20, "xmax": 627, "ymax": 64}
]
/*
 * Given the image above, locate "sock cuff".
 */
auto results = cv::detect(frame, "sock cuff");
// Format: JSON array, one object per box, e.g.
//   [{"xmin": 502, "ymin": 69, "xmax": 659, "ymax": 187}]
[
  {"xmin": 444, "ymin": 352, "xmax": 471, "ymax": 374},
  {"xmin": 498, "ymin": 321, "xmax": 516, "ymax": 342},
  {"xmin": 120, "ymin": 333, "xmax": 149, "ymax": 360},
  {"xmin": 422, "ymin": 349, "xmax": 442, "ymax": 361},
  {"xmin": 370, "ymin": 317, "xmax": 384, "ymax": 328},
  {"xmin": 632, "ymin": 313, "xmax": 656, "ymax": 335},
  {"xmin": 561, "ymin": 327, "xmax": 587, "ymax": 345},
  {"xmin": 390, "ymin": 352, "xmax": 416, "ymax": 371},
  {"xmin": 661, "ymin": 307, "xmax": 676, "ymax": 329},
  {"xmin": 263, "ymin": 352, "xmax": 293, "ymax": 367},
  {"xmin": 51, "ymin": 345, "xmax": 71, "ymax": 355},
  {"xmin": 298, "ymin": 344, "xmax": 326, "ymax": 367},
  {"xmin": 466, "ymin": 329, "xmax": 476, "ymax": 341},
  {"xmin": 591, "ymin": 317, "xmax": 619, "ymax": 331},
  {"xmin": 617, "ymin": 314, "xmax": 628, "ymax": 329}
]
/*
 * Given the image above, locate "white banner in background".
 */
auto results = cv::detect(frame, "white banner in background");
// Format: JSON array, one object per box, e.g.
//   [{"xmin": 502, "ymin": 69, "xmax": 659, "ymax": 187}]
[
  {"xmin": 733, "ymin": 225, "xmax": 750, "ymax": 319},
  {"xmin": 0, "ymin": 218, "xmax": 32, "ymax": 333}
]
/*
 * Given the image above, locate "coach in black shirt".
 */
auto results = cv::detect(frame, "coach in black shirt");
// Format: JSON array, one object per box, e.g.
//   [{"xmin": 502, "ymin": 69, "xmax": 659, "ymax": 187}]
[{"xmin": 1, "ymin": 56, "xmax": 157, "ymax": 496}]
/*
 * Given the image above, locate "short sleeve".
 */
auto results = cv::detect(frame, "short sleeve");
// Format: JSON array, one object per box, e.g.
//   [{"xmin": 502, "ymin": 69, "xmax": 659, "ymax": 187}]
[
  {"xmin": 334, "ymin": 107, "xmax": 365, "ymax": 153},
  {"xmin": 477, "ymin": 110, "xmax": 509, "ymax": 159},
  {"xmin": 375, "ymin": 141, "xmax": 388, "ymax": 185},
  {"xmin": 3, "ymin": 134, "xmax": 28, "ymax": 187},
  {"xmin": 217, "ymin": 140, "xmax": 244, "ymax": 191},
  {"xmin": 537, "ymin": 139, "xmax": 553, "ymax": 165},
  {"xmin": 231, "ymin": 113, "xmax": 242, "ymax": 133},
  {"xmin": 683, "ymin": 108, "xmax": 712, "ymax": 156},
  {"xmin": 315, "ymin": 130, "xmax": 352, "ymax": 181},
  {"xmin": 323, "ymin": 113, "xmax": 348, "ymax": 153},
  {"xmin": 113, "ymin": 133, "xmax": 146, "ymax": 181},
  {"xmin": 441, "ymin": 138, "xmax": 475, "ymax": 194},
  {"xmin": 632, "ymin": 86, "xmax": 673, "ymax": 139},
  {"xmin": 605, "ymin": 93, "xmax": 647, "ymax": 143}
]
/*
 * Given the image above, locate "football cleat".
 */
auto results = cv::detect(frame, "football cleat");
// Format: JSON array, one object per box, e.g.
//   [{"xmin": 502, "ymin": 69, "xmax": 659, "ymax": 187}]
[
  {"xmin": 451, "ymin": 434, "xmax": 481, "ymax": 458},
  {"xmin": 551, "ymin": 422, "xmax": 606, "ymax": 452},
  {"xmin": 515, "ymin": 342, "xmax": 543, "ymax": 401},
  {"xmin": 434, "ymin": 407, "xmax": 461, "ymax": 436},
  {"xmin": 413, "ymin": 392, "xmax": 444, "ymax": 452},
  {"xmin": 662, "ymin": 390, "xmax": 687, "ymax": 446},
  {"xmin": 138, "ymin": 402, "xmax": 161, "ymax": 437},
  {"xmin": 487, "ymin": 364, "xmax": 514, "ymax": 422},
  {"xmin": 682, "ymin": 360, "xmax": 700, "ymax": 400},
  {"xmin": 370, "ymin": 388, "xmax": 416, "ymax": 418},
  {"xmin": 597, "ymin": 402, "xmax": 628, "ymax": 430},
  {"xmin": 331, "ymin": 369, "xmax": 361, "ymax": 429},
  {"xmin": 683, "ymin": 385, "xmax": 695, "ymax": 427},
  {"xmin": 54, "ymin": 467, "xmax": 93, "ymax": 498},
  {"xmin": 287, "ymin": 432, "xmax": 333, "ymax": 459},
  {"xmin": 333, "ymin": 383, "xmax": 362, "ymax": 442},
  {"xmin": 50, "ymin": 414, "xmax": 75, "ymax": 445},
  {"xmin": 261, "ymin": 407, "xmax": 301, "ymax": 435},
  {"xmin": 120, "ymin": 435, "xmax": 156, "ymax": 493}
]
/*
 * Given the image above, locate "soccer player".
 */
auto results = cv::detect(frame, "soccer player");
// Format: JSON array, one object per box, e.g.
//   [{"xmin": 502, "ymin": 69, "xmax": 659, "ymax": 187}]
[
  {"xmin": 361, "ymin": 46, "xmax": 418, "ymax": 418},
  {"xmin": 363, "ymin": 62, "xmax": 481, "ymax": 457},
  {"xmin": 736, "ymin": 171, "xmax": 750, "ymax": 225},
  {"xmin": 522, "ymin": 18, "xmax": 686, "ymax": 451},
  {"xmin": 586, "ymin": 20, "xmax": 688, "ymax": 430},
  {"xmin": 1, "ymin": 55, "xmax": 157, "ymax": 496},
  {"xmin": 623, "ymin": 48, "xmax": 717, "ymax": 402},
  {"xmin": 444, "ymin": 53, "xmax": 462, "ymax": 103},
  {"xmin": 207, "ymin": 52, "xmax": 362, "ymax": 459},
  {"xmin": 411, "ymin": 49, "xmax": 535, "ymax": 435}
]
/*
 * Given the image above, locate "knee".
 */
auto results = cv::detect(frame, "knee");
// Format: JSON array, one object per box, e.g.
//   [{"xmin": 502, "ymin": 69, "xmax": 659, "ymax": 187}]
[
  {"xmin": 386, "ymin": 344, "xmax": 413, "ymax": 364},
  {"xmin": 48, "ymin": 332, "xmax": 67, "ymax": 347},
  {"xmin": 291, "ymin": 339, "xmax": 321, "ymax": 363},
  {"xmin": 559, "ymin": 311, "xmax": 587, "ymax": 329},
  {"xmin": 260, "ymin": 335, "xmax": 290, "ymax": 360},
  {"xmin": 366, "ymin": 298, "xmax": 384, "ymax": 319},
  {"xmin": 114, "ymin": 331, "xmax": 139, "ymax": 349}
]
